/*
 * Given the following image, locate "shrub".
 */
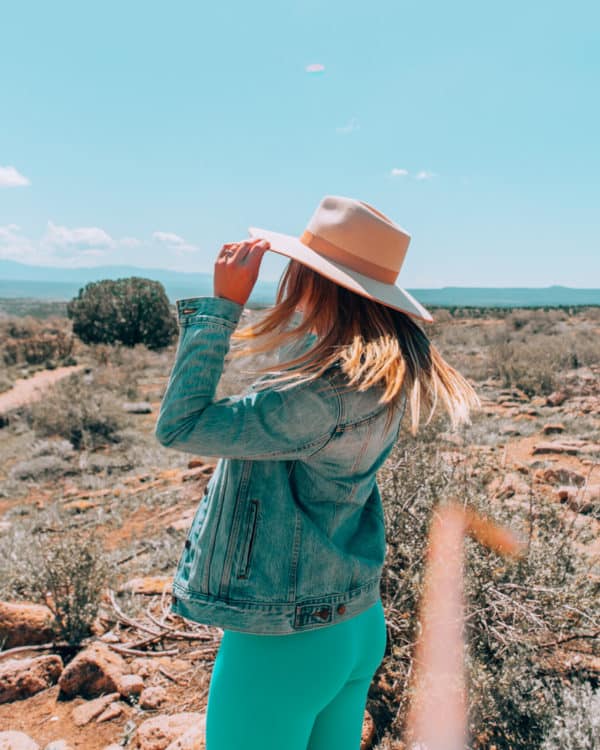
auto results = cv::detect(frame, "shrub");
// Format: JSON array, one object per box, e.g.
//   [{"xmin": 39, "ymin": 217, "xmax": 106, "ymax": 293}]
[
  {"xmin": 67, "ymin": 276, "xmax": 177, "ymax": 350},
  {"xmin": 27, "ymin": 372, "xmax": 129, "ymax": 450},
  {"xmin": 0, "ymin": 520, "xmax": 112, "ymax": 648},
  {"xmin": 9, "ymin": 454, "xmax": 76, "ymax": 481},
  {"xmin": 372, "ymin": 417, "xmax": 598, "ymax": 749}
]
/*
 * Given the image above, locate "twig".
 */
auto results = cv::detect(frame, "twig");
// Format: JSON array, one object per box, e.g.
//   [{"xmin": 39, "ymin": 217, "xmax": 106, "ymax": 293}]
[
  {"xmin": 0, "ymin": 642, "xmax": 57, "ymax": 661},
  {"xmin": 538, "ymin": 630, "xmax": 600, "ymax": 649},
  {"xmin": 159, "ymin": 665, "xmax": 188, "ymax": 685},
  {"xmin": 108, "ymin": 643, "xmax": 179, "ymax": 657}
]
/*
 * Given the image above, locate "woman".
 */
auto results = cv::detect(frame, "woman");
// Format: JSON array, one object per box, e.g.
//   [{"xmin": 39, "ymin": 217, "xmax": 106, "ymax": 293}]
[{"xmin": 155, "ymin": 195, "xmax": 480, "ymax": 750}]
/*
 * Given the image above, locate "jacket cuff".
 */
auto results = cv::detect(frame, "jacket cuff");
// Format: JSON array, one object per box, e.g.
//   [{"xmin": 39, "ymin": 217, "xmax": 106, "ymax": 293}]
[{"xmin": 175, "ymin": 296, "xmax": 244, "ymax": 328}]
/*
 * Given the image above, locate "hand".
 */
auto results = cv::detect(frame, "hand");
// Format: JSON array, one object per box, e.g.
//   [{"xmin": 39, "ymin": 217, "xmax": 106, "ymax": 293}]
[{"xmin": 214, "ymin": 238, "xmax": 271, "ymax": 307}]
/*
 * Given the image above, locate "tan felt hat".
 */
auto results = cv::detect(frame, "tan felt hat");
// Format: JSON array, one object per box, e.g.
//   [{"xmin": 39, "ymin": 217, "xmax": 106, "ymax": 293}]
[{"xmin": 249, "ymin": 194, "xmax": 433, "ymax": 323}]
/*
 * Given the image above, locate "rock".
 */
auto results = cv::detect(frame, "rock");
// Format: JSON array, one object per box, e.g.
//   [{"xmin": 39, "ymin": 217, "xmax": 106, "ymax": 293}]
[
  {"xmin": 541, "ymin": 467, "xmax": 586, "ymax": 486},
  {"xmin": 122, "ymin": 401, "xmax": 153, "ymax": 414},
  {"xmin": 139, "ymin": 686, "xmax": 168, "ymax": 710},
  {"xmin": 102, "ymin": 746, "xmax": 123, "ymax": 750},
  {"xmin": 43, "ymin": 742, "xmax": 73, "ymax": 750},
  {"xmin": 0, "ymin": 601, "xmax": 55, "ymax": 649},
  {"xmin": 58, "ymin": 643, "xmax": 127, "ymax": 699},
  {"xmin": 546, "ymin": 390, "xmax": 568, "ymax": 407},
  {"xmin": 499, "ymin": 425, "xmax": 521, "ymax": 436},
  {"xmin": 0, "ymin": 732, "xmax": 39, "ymax": 750},
  {"xmin": 557, "ymin": 484, "xmax": 600, "ymax": 514},
  {"xmin": 119, "ymin": 577, "xmax": 172, "ymax": 596},
  {"xmin": 164, "ymin": 723, "xmax": 205, "ymax": 750},
  {"xmin": 187, "ymin": 458, "xmax": 207, "ymax": 469},
  {"xmin": 72, "ymin": 693, "xmax": 120, "ymax": 726},
  {"xmin": 532, "ymin": 441, "xmax": 580, "ymax": 456},
  {"xmin": 181, "ymin": 467, "xmax": 211, "ymax": 482},
  {"xmin": 118, "ymin": 673, "xmax": 144, "ymax": 698},
  {"xmin": 543, "ymin": 422, "xmax": 565, "ymax": 435},
  {"xmin": 0, "ymin": 655, "xmax": 63, "ymax": 704},
  {"xmin": 96, "ymin": 701, "xmax": 125, "ymax": 722},
  {"xmin": 135, "ymin": 713, "xmax": 205, "ymax": 750},
  {"xmin": 495, "ymin": 473, "xmax": 530, "ymax": 500}
]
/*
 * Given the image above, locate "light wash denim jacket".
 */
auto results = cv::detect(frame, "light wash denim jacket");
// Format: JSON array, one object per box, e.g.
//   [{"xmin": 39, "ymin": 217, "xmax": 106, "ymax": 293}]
[{"xmin": 155, "ymin": 295, "xmax": 406, "ymax": 635}]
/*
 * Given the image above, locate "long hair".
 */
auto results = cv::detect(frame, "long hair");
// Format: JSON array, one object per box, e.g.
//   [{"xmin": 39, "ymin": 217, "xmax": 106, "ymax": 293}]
[{"xmin": 229, "ymin": 259, "xmax": 481, "ymax": 435}]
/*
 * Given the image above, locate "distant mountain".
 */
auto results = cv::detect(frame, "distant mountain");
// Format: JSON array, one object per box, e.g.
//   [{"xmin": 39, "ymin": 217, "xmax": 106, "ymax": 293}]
[
  {"xmin": 0, "ymin": 259, "xmax": 278, "ymax": 306},
  {"xmin": 1, "ymin": 260, "xmax": 599, "ymax": 308}
]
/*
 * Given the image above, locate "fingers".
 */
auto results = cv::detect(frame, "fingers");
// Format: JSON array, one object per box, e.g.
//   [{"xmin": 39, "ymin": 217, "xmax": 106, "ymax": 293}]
[{"xmin": 219, "ymin": 238, "xmax": 270, "ymax": 260}]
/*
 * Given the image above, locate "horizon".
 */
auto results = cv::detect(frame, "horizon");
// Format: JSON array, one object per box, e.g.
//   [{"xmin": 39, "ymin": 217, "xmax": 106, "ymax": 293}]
[{"xmin": 1, "ymin": 1, "xmax": 598, "ymax": 286}]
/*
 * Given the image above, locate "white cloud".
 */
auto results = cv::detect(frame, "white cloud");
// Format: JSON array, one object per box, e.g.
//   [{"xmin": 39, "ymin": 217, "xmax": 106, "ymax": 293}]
[
  {"xmin": 336, "ymin": 117, "xmax": 360, "ymax": 134},
  {"xmin": 43, "ymin": 221, "xmax": 115, "ymax": 252},
  {"xmin": 0, "ymin": 224, "xmax": 38, "ymax": 262},
  {"xmin": 305, "ymin": 63, "xmax": 325, "ymax": 73},
  {"xmin": 415, "ymin": 170, "xmax": 436, "ymax": 180},
  {"xmin": 0, "ymin": 166, "xmax": 30, "ymax": 188},
  {"xmin": 153, "ymin": 230, "xmax": 198, "ymax": 255},
  {"xmin": 391, "ymin": 168, "xmax": 409, "ymax": 177}
]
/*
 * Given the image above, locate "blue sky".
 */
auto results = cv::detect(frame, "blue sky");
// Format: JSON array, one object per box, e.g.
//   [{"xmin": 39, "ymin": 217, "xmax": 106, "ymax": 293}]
[{"xmin": 1, "ymin": 0, "xmax": 598, "ymax": 286}]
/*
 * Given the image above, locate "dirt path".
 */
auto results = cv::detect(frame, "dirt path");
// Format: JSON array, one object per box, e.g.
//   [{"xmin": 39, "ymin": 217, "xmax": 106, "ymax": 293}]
[{"xmin": 0, "ymin": 364, "xmax": 86, "ymax": 414}]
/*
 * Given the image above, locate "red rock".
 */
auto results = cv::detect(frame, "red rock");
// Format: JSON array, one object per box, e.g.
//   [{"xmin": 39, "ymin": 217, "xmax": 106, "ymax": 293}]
[
  {"xmin": 0, "ymin": 731, "xmax": 40, "ymax": 749},
  {"xmin": 541, "ymin": 468, "xmax": 585, "ymax": 486},
  {"xmin": 139, "ymin": 686, "xmax": 168, "ymax": 710},
  {"xmin": 0, "ymin": 601, "xmax": 55, "ymax": 649},
  {"xmin": 135, "ymin": 713, "xmax": 205, "ymax": 750},
  {"xmin": 117, "ymin": 673, "xmax": 144, "ymax": 698},
  {"xmin": 546, "ymin": 390, "xmax": 568, "ymax": 407},
  {"xmin": 72, "ymin": 693, "xmax": 119, "ymax": 726},
  {"xmin": 96, "ymin": 701, "xmax": 125, "ymax": 722},
  {"xmin": 119, "ymin": 577, "xmax": 172, "ymax": 596},
  {"xmin": 58, "ymin": 643, "xmax": 127, "ymax": 699},
  {"xmin": 0, "ymin": 654, "xmax": 63, "ymax": 704},
  {"xmin": 542, "ymin": 423, "xmax": 565, "ymax": 435},
  {"xmin": 532, "ymin": 441, "xmax": 580, "ymax": 455}
]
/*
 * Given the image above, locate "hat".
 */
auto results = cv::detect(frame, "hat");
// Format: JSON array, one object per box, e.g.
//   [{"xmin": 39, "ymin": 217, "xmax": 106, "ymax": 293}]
[{"xmin": 248, "ymin": 195, "xmax": 433, "ymax": 323}]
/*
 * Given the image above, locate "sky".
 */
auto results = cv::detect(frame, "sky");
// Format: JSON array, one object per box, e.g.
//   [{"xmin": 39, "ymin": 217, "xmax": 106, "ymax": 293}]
[{"xmin": 1, "ymin": 0, "xmax": 598, "ymax": 287}]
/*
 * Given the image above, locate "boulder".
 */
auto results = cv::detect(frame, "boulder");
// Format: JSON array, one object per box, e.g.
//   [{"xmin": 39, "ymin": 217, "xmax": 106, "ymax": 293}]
[
  {"xmin": 164, "ymin": 725, "xmax": 205, "ymax": 750},
  {"xmin": 43, "ymin": 743, "xmax": 73, "ymax": 750},
  {"xmin": 0, "ymin": 601, "xmax": 55, "ymax": 649},
  {"xmin": 135, "ymin": 713, "xmax": 205, "ymax": 750},
  {"xmin": 0, "ymin": 655, "xmax": 63, "ymax": 704},
  {"xmin": 58, "ymin": 643, "xmax": 126, "ymax": 699},
  {"xmin": 0, "ymin": 732, "xmax": 39, "ymax": 750}
]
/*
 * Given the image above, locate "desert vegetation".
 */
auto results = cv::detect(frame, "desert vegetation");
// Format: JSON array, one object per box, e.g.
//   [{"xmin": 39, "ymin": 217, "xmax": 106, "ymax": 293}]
[{"xmin": 0, "ymin": 295, "xmax": 598, "ymax": 749}]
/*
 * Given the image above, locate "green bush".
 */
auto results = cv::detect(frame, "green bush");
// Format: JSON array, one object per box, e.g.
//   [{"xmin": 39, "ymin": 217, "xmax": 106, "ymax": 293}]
[{"xmin": 67, "ymin": 276, "xmax": 177, "ymax": 350}]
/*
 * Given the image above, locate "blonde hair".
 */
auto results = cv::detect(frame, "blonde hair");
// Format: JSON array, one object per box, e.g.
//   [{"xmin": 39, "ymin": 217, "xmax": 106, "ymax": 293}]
[{"xmin": 229, "ymin": 259, "xmax": 481, "ymax": 435}]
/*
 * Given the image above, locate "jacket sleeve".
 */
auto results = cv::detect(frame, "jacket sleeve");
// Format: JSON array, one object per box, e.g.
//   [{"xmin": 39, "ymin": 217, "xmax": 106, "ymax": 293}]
[{"xmin": 154, "ymin": 296, "xmax": 340, "ymax": 460}]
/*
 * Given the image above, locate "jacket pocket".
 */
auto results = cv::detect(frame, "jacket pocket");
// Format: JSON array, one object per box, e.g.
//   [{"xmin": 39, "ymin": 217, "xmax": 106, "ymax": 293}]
[{"xmin": 236, "ymin": 499, "xmax": 259, "ymax": 579}]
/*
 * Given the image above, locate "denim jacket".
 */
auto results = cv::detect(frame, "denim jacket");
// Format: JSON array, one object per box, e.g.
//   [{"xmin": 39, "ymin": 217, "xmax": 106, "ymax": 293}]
[{"xmin": 154, "ymin": 296, "xmax": 406, "ymax": 635}]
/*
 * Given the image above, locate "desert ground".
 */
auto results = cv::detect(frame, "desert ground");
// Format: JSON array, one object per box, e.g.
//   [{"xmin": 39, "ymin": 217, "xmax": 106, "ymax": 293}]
[{"xmin": 0, "ymin": 302, "xmax": 598, "ymax": 750}]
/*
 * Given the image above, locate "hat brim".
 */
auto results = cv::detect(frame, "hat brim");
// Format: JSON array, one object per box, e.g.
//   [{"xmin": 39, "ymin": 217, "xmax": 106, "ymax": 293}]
[{"xmin": 248, "ymin": 226, "xmax": 434, "ymax": 323}]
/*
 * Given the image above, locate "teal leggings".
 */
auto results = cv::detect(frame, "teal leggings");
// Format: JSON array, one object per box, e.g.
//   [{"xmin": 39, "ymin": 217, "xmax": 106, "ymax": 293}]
[{"xmin": 206, "ymin": 598, "xmax": 387, "ymax": 750}]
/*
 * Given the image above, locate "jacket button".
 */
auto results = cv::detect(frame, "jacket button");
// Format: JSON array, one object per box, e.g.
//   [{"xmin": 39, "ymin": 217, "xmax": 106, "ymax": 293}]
[
  {"xmin": 185, "ymin": 539, "xmax": 191, "ymax": 550},
  {"xmin": 337, "ymin": 604, "xmax": 346, "ymax": 615}
]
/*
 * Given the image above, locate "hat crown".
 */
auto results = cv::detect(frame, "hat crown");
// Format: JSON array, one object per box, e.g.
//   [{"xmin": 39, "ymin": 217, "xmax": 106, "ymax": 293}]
[{"xmin": 303, "ymin": 195, "xmax": 411, "ymax": 283}]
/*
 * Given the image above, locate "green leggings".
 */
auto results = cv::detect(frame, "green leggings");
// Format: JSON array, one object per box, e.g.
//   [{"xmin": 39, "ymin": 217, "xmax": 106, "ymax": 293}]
[{"xmin": 206, "ymin": 598, "xmax": 387, "ymax": 750}]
